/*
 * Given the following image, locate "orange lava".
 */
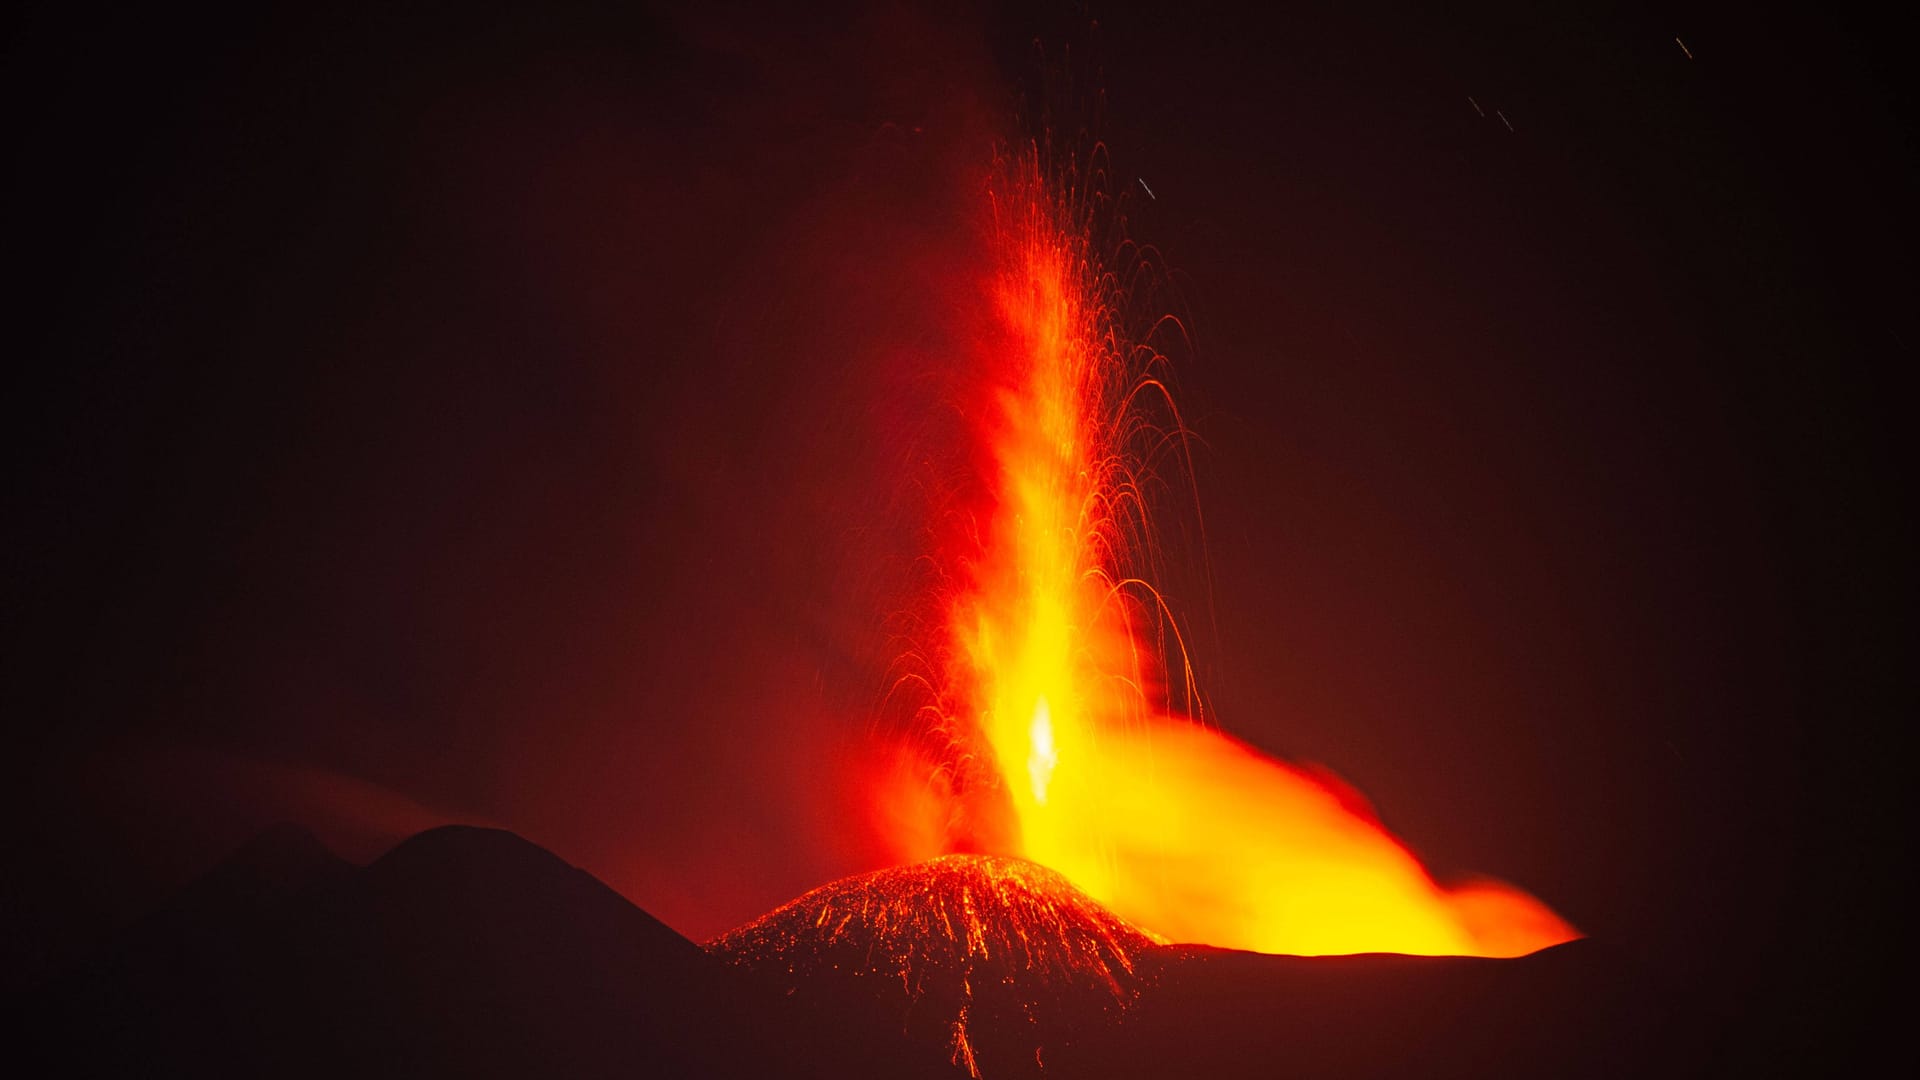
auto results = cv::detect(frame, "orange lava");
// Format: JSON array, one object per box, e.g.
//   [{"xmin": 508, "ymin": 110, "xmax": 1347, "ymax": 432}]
[{"xmin": 889, "ymin": 145, "xmax": 1579, "ymax": 958}]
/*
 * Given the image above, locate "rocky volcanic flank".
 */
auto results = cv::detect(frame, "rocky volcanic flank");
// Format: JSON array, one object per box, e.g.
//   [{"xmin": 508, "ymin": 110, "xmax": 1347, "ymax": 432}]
[{"xmin": 707, "ymin": 853, "xmax": 1164, "ymax": 1077}]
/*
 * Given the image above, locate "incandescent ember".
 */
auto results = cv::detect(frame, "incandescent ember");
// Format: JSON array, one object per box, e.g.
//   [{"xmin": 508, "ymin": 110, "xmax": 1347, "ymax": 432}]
[{"xmin": 707, "ymin": 853, "xmax": 1163, "ymax": 1077}]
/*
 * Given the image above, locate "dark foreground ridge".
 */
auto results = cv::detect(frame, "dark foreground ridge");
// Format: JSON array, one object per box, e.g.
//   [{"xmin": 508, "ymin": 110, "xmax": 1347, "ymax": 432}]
[
  {"xmin": 19, "ymin": 825, "xmax": 946, "ymax": 1079},
  {"xmin": 20, "ymin": 825, "xmax": 1716, "ymax": 1078}
]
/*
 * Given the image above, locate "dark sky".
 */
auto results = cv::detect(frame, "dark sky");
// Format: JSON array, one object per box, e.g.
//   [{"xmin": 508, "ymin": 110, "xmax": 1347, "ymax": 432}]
[{"xmin": 6, "ymin": 0, "xmax": 1908, "ymax": 1051}]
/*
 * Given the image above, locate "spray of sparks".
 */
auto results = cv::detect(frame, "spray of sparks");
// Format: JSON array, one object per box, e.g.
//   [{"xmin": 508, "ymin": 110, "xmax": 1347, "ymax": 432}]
[{"xmin": 874, "ymin": 139, "xmax": 1580, "ymax": 961}]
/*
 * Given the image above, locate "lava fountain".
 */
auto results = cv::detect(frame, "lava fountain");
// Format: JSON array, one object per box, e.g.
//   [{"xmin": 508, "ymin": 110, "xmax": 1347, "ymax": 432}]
[{"xmin": 881, "ymin": 142, "xmax": 1578, "ymax": 959}]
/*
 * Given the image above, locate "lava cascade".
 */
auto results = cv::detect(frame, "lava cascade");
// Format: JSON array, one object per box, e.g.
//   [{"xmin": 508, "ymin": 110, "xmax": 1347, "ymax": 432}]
[{"xmin": 882, "ymin": 143, "xmax": 1580, "ymax": 959}]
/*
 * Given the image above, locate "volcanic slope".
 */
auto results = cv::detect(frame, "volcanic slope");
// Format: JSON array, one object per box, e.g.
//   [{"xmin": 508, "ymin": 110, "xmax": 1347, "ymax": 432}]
[
  {"xmin": 708, "ymin": 853, "xmax": 1164, "ymax": 1077},
  {"xmin": 23, "ymin": 825, "xmax": 951, "ymax": 1079}
]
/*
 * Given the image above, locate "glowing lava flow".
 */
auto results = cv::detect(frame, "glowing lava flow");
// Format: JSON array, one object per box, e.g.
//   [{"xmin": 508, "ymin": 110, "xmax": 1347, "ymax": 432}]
[{"xmin": 907, "ymin": 146, "xmax": 1579, "ymax": 958}]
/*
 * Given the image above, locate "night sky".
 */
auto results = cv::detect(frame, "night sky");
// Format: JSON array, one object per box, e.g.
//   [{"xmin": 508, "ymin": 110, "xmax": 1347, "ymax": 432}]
[{"xmin": 7, "ymin": 0, "xmax": 1907, "ymax": 1056}]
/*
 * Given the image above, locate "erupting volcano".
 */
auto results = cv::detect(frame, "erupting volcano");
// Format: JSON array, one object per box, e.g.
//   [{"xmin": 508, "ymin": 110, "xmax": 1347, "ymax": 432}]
[
  {"xmin": 706, "ymin": 137, "xmax": 1580, "ymax": 1078},
  {"xmin": 854, "ymin": 142, "xmax": 1578, "ymax": 960}
]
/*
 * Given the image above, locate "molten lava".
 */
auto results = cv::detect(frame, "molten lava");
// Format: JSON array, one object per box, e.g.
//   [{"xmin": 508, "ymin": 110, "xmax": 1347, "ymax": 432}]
[
  {"xmin": 883, "ymin": 146, "xmax": 1579, "ymax": 958},
  {"xmin": 709, "ymin": 854, "xmax": 1158, "ymax": 1078}
]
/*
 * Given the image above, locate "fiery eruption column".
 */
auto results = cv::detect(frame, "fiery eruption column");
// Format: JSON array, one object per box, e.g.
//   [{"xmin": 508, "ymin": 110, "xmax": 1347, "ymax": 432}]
[
  {"xmin": 922, "ymin": 146, "xmax": 1579, "ymax": 958},
  {"xmin": 953, "ymin": 147, "xmax": 1175, "ymax": 899}
]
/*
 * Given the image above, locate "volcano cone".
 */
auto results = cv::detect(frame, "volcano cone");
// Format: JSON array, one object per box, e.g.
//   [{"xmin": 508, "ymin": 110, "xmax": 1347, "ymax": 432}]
[{"xmin": 708, "ymin": 853, "xmax": 1162, "ymax": 1076}]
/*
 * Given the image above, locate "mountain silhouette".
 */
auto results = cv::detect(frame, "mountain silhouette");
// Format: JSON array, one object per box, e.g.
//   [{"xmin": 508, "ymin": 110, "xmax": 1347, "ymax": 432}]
[
  {"xmin": 22, "ymin": 825, "xmax": 951, "ymax": 1078},
  {"xmin": 20, "ymin": 825, "xmax": 1715, "ymax": 1078}
]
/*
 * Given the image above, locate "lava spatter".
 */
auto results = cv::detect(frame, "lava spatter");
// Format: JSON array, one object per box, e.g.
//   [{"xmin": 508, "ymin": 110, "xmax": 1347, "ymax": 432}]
[
  {"xmin": 872, "ymin": 139, "xmax": 1578, "ymax": 960},
  {"xmin": 707, "ymin": 854, "xmax": 1162, "ymax": 1077}
]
